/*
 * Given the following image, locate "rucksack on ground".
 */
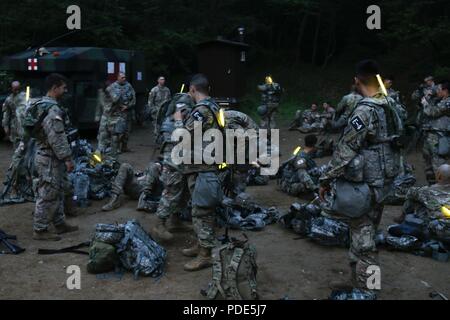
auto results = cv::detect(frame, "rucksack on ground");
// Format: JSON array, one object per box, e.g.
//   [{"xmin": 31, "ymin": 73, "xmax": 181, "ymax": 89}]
[
  {"xmin": 87, "ymin": 220, "xmax": 166, "ymax": 278},
  {"xmin": 87, "ymin": 240, "xmax": 119, "ymax": 274},
  {"xmin": 203, "ymin": 237, "xmax": 258, "ymax": 300}
]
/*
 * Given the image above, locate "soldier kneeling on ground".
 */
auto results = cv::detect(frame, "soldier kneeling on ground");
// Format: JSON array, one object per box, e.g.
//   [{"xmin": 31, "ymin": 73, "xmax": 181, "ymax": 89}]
[
  {"xmin": 102, "ymin": 161, "xmax": 163, "ymax": 212},
  {"xmin": 279, "ymin": 135, "xmax": 321, "ymax": 197}
]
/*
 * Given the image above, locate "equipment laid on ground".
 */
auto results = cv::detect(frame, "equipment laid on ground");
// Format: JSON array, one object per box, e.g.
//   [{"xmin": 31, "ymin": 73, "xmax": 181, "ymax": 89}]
[{"xmin": 0, "ymin": 229, "xmax": 25, "ymax": 255}]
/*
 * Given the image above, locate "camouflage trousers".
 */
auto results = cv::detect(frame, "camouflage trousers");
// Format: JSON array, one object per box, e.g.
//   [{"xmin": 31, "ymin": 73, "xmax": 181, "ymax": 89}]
[
  {"xmin": 96, "ymin": 115, "xmax": 110, "ymax": 154},
  {"xmin": 5, "ymin": 119, "xmax": 21, "ymax": 150},
  {"xmin": 347, "ymin": 214, "xmax": 380, "ymax": 292},
  {"xmin": 33, "ymin": 154, "xmax": 66, "ymax": 232},
  {"xmin": 299, "ymin": 122, "xmax": 324, "ymax": 133},
  {"xmin": 260, "ymin": 103, "xmax": 278, "ymax": 129},
  {"xmin": 423, "ymin": 132, "xmax": 448, "ymax": 184},
  {"xmin": 157, "ymin": 166, "xmax": 216, "ymax": 249},
  {"xmin": 111, "ymin": 163, "xmax": 144, "ymax": 200},
  {"xmin": 97, "ymin": 115, "xmax": 128, "ymax": 157},
  {"xmin": 280, "ymin": 170, "xmax": 317, "ymax": 196}
]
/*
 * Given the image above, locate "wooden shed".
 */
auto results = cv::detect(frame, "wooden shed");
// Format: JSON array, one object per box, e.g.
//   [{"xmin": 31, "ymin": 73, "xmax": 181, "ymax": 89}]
[{"xmin": 197, "ymin": 37, "xmax": 249, "ymax": 107}]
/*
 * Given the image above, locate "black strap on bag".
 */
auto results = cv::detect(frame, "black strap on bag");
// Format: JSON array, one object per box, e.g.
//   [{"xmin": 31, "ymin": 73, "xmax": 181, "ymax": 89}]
[{"xmin": 38, "ymin": 241, "xmax": 90, "ymax": 255}]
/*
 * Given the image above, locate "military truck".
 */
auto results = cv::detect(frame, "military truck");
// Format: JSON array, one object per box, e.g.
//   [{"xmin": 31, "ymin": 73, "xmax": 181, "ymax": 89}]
[{"xmin": 0, "ymin": 47, "xmax": 147, "ymax": 130}]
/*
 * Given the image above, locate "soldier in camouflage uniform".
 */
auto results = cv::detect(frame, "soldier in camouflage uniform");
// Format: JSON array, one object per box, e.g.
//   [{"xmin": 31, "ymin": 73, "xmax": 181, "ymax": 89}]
[
  {"xmin": 2, "ymin": 81, "xmax": 26, "ymax": 149},
  {"xmin": 420, "ymin": 81, "xmax": 450, "ymax": 184},
  {"xmin": 153, "ymin": 74, "xmax": 222, "ymax": 272},
  {"xmin": 396, "ymin": 164, "xmax": 450, "ymax": 224},
  {"xmin": 96, "ymin": 81, "xmax": 113, "ymax": 153},
  {"xmin": 257, "ymin": 76, "xmax": 282, "ymax": 129},
  {"xmin": 102, "ymin": 161, "xmax": 163, "ymax": 212},
  {"xmin": 104, "ymin": 73, "xmax": 136, "ymax": 156},
  {"xmin": 319, "ymin": 60, "xmax": 405, "ymax": 297},
  {"xmin": 384, "ymin": 75, "xmax": 401, "ymax": 104},
  {"xmin": 156, "ymin": 93, "xmax": 195, "ymax": 230},
  {"xmin": 280, "ymin": 135, "xmax": 319, "ymax": 197},
  {"xmin": 31, "ymin": 74, "xmax": 78, "ymax": 241},
  {"xmin": 320, "ymin": 102, "xmax": 336, "ymax": 130},
  {"xmin": 333, "ymin": 86, "xmax": 363, "ymax": 131},
  {"xmin": 148, "ymin": 76, "xmax": 171, "ymax": 127},
  {"xmin": 220, "ymin": 110, "xmax": 260, "ymax": 197},
  {"xmin": 298, "ymin": 103, "xmax": 324, "ymax": 133}
]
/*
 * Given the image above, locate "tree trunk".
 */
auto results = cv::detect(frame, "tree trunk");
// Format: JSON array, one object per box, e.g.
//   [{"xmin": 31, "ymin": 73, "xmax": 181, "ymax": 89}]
[
  {"xmin": 295, "ymin": 13, "xmax": 309, "ymax": 66},
  {"xmin": 311, "ymin": 13, "xmax": 321, "ymax": 65}
]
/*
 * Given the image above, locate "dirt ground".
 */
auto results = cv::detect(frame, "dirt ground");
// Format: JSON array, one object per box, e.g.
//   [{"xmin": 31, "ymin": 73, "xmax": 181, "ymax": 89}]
[{"xmin": 0, "ymin": 125, "xmax": 448, "ymax": 300}]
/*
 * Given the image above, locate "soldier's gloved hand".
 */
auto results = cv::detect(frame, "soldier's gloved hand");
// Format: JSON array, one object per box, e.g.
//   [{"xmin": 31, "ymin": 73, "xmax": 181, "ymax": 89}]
[{"xmin": 65, "ymin": 159, "xmax": 75, "ymax": 173}]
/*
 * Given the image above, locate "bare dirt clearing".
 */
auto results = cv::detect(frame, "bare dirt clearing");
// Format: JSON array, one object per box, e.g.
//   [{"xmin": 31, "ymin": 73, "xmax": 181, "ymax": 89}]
[{"xmin": 0, "ymin": 126, "xmax": 448, "ymax": 300}]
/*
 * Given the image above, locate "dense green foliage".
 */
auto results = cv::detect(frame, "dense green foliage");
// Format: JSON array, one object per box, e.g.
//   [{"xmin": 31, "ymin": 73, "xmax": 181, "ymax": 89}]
[{"xmin": 1, "ymin": 0, "xmax": 449, "ymax": 119}]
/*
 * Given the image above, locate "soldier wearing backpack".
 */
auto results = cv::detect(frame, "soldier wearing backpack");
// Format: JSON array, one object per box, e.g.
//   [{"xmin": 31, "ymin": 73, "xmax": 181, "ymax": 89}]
[
  {"xmin": 152, "ymin": 74, "xmax": 223, "ymax": 272},
  {"xmin": 25, "ymin": 74, "xmax": 79, "ymax": 241}
]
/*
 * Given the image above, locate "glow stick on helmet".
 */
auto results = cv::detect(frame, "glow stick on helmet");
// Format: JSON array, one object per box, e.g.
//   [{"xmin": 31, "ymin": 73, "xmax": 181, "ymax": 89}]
[
  {"xmin": 376, "ymin": 74, "xmax": 388, "ymax": 96},
  {"xmin": 265, "ymin": 76, "xmax": 273, "ymax": 85},
  {"xmin": 217, "ymin": 108, "xmax": 225, "ymax": 128},
  {"xmin": 441, "ymin": 205, "xmax": 450, "ymax": 218},
  {"xmin": 26, "ymin": 86, "xmax": 30, "ymax": 102},
  {"xmin": 293, "ymin": 146, "xmax": 302, "ymax": 156},
  {"xmin": 180, "ymin": 84, "xmax": 185, "ymax": 93}
]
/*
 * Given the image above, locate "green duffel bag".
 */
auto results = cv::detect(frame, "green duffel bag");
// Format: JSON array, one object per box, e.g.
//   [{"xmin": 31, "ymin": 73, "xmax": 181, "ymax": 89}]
[{"xmin": 87, "ymin": 240, "xmax": 119, "ymax": 274}]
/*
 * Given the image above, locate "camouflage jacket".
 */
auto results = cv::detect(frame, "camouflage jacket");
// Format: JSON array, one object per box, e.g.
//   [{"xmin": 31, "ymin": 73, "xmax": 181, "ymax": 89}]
[
  {"xmin": 387, "ymin": 88, "xmax": 401, "ymax": 104},
  {"xmin": 2, "ymin": 92, "xmax": 26, "ymax": 132},
  {"xmin": 148, "ymin": 85, "xmax": 171, "ymax": 109},
  {"xmin": 302, "ymin": 109, "xmax": 322, "ymax": 125},
  {"xmin": 258, "ymin": 83, "xmax": 282, "ymax": 104},
  {"xmin": 403, "ymin": 184, "xmax": 450, "ymax": 220},
  {"xmin": 320, "ymin": 92, "xmax": 403, "ymax": 188},
  {"xmin": 422, "ymin": 96, "xmax": 450, "ymax": 132},
  {"xmin": 224, "ymin": 110, "xmax": 259, "ymax": 130},
  {"xmin": 175, "ymin": 97, "xmax": 220, "ymax": 173},
  {"xmin": 106, "ymin": 81, "xmax": 136, "ymax": 116},
  {"xmin": 336, "ymin": 92, "xmax": 363, "ymax": 120},
  {"xmin": 35, "ymin": 96, "xmax": 72, "ymax": 161}
]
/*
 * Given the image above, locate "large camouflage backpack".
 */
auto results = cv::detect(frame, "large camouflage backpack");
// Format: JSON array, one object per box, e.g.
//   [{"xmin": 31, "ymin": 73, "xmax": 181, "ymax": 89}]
[
  {"xmin": 22, "ymin": 97, "xmax": 57, "ymax": 140},
  {"xmin": 116, "ymin": 220, "xmax": 167, "ymax": 278},
  {"xmin": 203, "ymin": 238, "xmax": 258, "ymax": 300}
]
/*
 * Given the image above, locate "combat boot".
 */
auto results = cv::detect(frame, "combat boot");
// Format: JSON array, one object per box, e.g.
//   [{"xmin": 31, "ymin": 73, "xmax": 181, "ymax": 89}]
[
  {"xmin": 102, "ymin": 194, "xmax": 121, "ymax": 212},
  {"xmin": 181, "ymin": 242, "xmax": 200, "ymax": 258},
  {"xmin": 33, "ymin": 230, "xmax": 61, "ymax": 241},
  {"xmin": 54, "ymin": 222, "xmax": 79, "ymax": 235},
  {"xmin": 151, "ymin": 219, "xmax": 174, "ymax": 241},
  {"xmin": 168, "ymin": 214, "xmax": 193, "ymax": 232},
  {"xmin": 183, "ymin": 247, "xmax": 212, "ymax": 272},
  {"xmin": 328, "ymin": 263, "xmax": 356, "ymax": 291}
]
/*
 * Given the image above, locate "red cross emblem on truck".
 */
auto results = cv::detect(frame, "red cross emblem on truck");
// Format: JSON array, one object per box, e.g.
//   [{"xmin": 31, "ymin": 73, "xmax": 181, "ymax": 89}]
[{"xmin": 28, "ymin": 58, "xmax": 38, "ymax": 71}]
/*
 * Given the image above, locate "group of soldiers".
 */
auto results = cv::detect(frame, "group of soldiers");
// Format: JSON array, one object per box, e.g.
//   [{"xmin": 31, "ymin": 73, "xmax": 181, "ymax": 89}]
[{"xmin": 1, "ymin": 60, "xmax": 449, "ymax": 297}]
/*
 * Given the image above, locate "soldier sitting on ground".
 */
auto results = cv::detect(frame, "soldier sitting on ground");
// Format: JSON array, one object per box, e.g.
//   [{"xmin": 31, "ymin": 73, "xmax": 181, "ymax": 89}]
[
  {"xmin": 297, "ymin": 103, "xmax": 324, "ymax": 133},
  {"xmin": 320, "ymin": 102, "xmax": 336, "ymax": 130},
  {"xmin": 279, "ymin": 135, "xmax": 321, "ymax": 197},
  {"xmin": 102, "ymin": 161, "xmax": 164, "ymax": 212},
  {"xmin": 395, "ymin": 164, "xmax": 450, "ymax": 224}
]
